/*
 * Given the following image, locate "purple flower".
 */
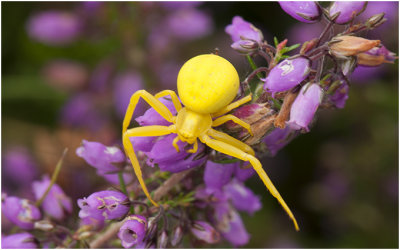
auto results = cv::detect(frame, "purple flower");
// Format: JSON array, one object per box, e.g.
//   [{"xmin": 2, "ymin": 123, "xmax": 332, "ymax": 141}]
[
  {"xmin": 145, "ymin": 134, "xmax": 206, "ymax": 173},
  {"xmin": 234, "ymin": 164, "xmax": 255, "ymax": 182},
  {"xmin": 279, "ymin": 1, "xmax": 321, "ymax": 23},
  {"xmin": 160, "ymin": 1, "xmax": 202, "ymax": 10},
  {"xmin": 224, "ymin": 179, "xmax": 261, "ymax": 215},
  {"xmin": 203, "ymin": 161, "xmax": 236, "ymax": 191},
  {"xmin": 165, "ymin": 8, "xmax": 213, "ymax": 40},
  {"xmin": 2, "ymin": 195, "xmax": 41, "ymax": 230},
  {"xmin": 263, "ymin": 57, "xmax": 310, "ymax": 96},
  {"xmin": 60, "ymin": 93, "xmax": 107, "ymax": 131},
  {"xmin": 32, "ymin": 176, "xmax": 72, "ymax": 220},
  {"xmin": 78, "ymin": 190, "xmax": 130, "ymax": 221},
  {"xmin": 113, "ymin": 72, "xmax": 146, "ymax": 119},
  {"xmin": 351, "ymin": 65, "xmax": 385, "ymax": 83},
  {"xmin": 190, "ymin": 221, "xmax": 220, "ymax": 244},
  {"xmin": 135, "ymin": 97, "xmax": 178, "ymax": 127},
  {"xmin": 330, "ymin": 83, "xmax": 349, "ymax": 109},
  {"xmin": 76, "ymin": 140, "xmax": 125, "ymax": 173},
  {"xmin": 213, "ymin": 203, "xmax": 249, "ymax": 247},
  {"xmin": 79, "ymin": 211, "xmax": 105, "ymax": 231},
  {"xmin": 329, "ymin": 1, "xmax": 367, "ymax": 24},
  {"xmin": 2, "ymin": 232, "xmax": 38, "ymax": 249},
  {"xmin": 263, "ymin": 126, "xmax": 297, "ymax": 156},
  {"xmin": 118, "ymin": 215, "xmax": 147, "ymax": 248},
  {"xmin": 26, "ymin": 11, "xmax": 81, "ymax": 46},
  {"xmin": 286, "ymin": 22, "xmax": 324, "ymax": 44},
  {"xmin": 2, "ymin": 147, "xmax": 38, "ymax": 188},
  {"xmin": 225, "ymin": 16, "xmax": 263, "ymax": 43},
  {"xmin": 287, "ymin": 83, "xmax": 323, "ymax": 131},
  {"xmin": 231, "ymin": 39, "xmax": 259, "ymax": 54},
  {"xmin": 89, "ymin": 60, "xmax": 114, "ymax": 93},
  {"xmin": 357, "ymin": 45, "xmax": 397, "ymax": 67}
]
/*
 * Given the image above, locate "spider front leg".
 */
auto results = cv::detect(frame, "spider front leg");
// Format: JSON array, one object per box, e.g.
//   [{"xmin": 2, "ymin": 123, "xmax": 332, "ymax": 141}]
[
  {"xmin": 207, "ymin": 128, "xmax": 255, "ymax": 156},
  {"xmin": 123, "ymin": 125, "xmax": 176, "ymax": 207},
  {"xmin": 154, "ymin": 90, "xmax": 183, "ymax": 113},
  {"xmin": 122, "ymin": 90, "xmax": 175, "ymax": 136},
  {"xmin": 212, "ymin": 114, "xmax": 253, "ymax": 136},
  {"xmin": 211, "ymin": 94, "xmax": 252, "ymax": 118},
  {"xmin": 200, "ymin": 133, "xmax": 299, "ymax": 231}
]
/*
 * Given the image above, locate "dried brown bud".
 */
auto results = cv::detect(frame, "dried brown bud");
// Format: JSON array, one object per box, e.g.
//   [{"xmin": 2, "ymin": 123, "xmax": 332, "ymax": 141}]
[{"xmin": 329, "ymin": 35, "xmax": 380, "ymax": 58}]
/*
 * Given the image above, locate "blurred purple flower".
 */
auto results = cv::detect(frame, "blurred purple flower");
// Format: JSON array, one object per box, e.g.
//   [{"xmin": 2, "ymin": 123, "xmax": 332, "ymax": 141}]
[
  {"xmin": 263, "ymin": 126, "xmax": 297, "ymax": 156},
  {"xmin": 118, "ymin": 215, "xmax": 147, "ymax": 248},
  {"xmin": 60, "ymin": 93, "xmax": 107, "ymax": 130},
  {"xmin": 42, "ymin": 60, "xmax": 88, "ymax": 91},
  {"xmin": 330, "ymin": 83, "xmax": 349, "ymax": 109},
  {"xmin": 225, "ymin": 16, "xmax": 263, "ymax": 43},
  {"xmin": 160, "ymin": 1, "xmax": 202, "ymax": 10},
  {"xmin": 329, "ymin": 1, "xmax": 366, "ymax": 24},
  {"xmin": 351, "ymin": 65, "xmax": 386, "ymax": 83},
  {"xmin": 2, "ymin": 195, "xmax": 41, "ymax": 230},
  {"xmin": 26, "ymin": 11, "xmax": 81, "ymax": 46},
  {"xmin": 203, "ymin": 161, "xmax": 236, "ymax": 191},
  {"xmin": 224, "ymin": 179, "xmax": 261, "ymax": 215},
  {"xmin": 234, "ymin": 163, "xmax": 255, "ymax": 182},
  {"xmin": 288, "ymin": 83, "xmax": 323, "ymax": 131},
  {"xmin": 263, "ymin": 57, "xmax": 310, "ymax": 96},
  {"xmin": 76, "ymin": 140, "xmax": 125, "ymax": 173},
  {"xmin": 279, "ymin": 1, "xmax": 321, "ymax": 23},
  {"xmin": 165, "ymin": 8, "xmax": 213, "ymax": 40},
  {"xmin": 78, "ymin": 190, "xmax": 130, "ymax": 221},
  {"xmin": 113, "ymin": 72, "xmax": 146, "ymax": 119},
  {"xmin": 190, "ymin": 221, "xmax": 220, "ymax": 244},
  {"xmin": 157, "ymin": 62, "xmax": 181, "ymax": 89},
  {"xmin": 145, "ymin": 134, "xmax": 206, "ymax": 173},
  {"xmin": 286, "ymin": 22, "xmax": 324, "ymax": 44},
  {"xmin": 2, "ymin": 147, "xmax": 38, "ymax": 187},
  {"xmin": 32, "ymin": 175, "xmax": 72, "ymax": 220},
  {"xmin": 2, "ymin": 232, "xmax": 38, "ymax": 249},
  {"xmin": 213, "ymin": 202, "xmax": 250, "ymax": 247},
  {"xmin": 89, "ymin": 60, "xmax": 114, "ymax": 93},
  {"xmin": 80, "ymin": 211, "xmax": 105, "ymax": 231}
]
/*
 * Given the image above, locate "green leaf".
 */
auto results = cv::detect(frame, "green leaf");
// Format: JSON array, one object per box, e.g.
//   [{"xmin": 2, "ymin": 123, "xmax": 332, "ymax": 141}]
[{"xmin": 274, "ymin": 37, "xmax": 279, "ymax": 47}]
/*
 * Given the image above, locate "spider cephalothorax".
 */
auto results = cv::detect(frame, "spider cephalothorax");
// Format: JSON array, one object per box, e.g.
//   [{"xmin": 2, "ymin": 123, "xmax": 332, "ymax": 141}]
[{"xmin": 122, "ymin": 54, "xmax": 299, "ymax": 230}]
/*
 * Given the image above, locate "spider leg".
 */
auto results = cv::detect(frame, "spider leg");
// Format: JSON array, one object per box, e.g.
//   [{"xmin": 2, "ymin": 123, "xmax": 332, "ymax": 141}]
[
  {"xmin": 212, "ymin": 114, "xmax": 253, "ymax": 136},
  {"xmin": 211, "ymin": 94, "xmax": 252, "ymax": 118},
  {"xmin": 173, "ymin": 135, "xmax": 180, "ymax": 152},
  {"xmin": 123, "ymin": 125, "xmax": 176, "ymax": 207},
  {"xmin": 207, "ymin": 128, "xmax": 255, "ymax": 156},
  {"xmin": 154, "ymin": 90, "xmax": 183, "ymax": 112},
  {"xmin": 186, "ymin": 139, "xmax": 198, "ymax": 154},
  {"xmin": 122, "ymin": 90, "xmax": 174, "ymax": 136},
  {"xmin": 200, "ymin": 133, "xmax": 299, "ymax": 231}
]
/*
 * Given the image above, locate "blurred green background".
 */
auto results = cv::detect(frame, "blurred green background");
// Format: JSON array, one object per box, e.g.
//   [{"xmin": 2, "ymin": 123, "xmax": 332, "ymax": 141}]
[{"xmin": 2, "ymin": 2, "xmax": 398, "ymax": 248}]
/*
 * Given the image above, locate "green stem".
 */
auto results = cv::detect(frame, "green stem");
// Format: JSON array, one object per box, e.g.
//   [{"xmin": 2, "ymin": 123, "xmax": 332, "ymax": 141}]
[
  {"xmin": 36, "ymin": 148, "xmax": 68, "ymax": 207},
  {"xmin": 118, "ymin": 172, "xmax": 128, "ymax": 195},
  {"xmin": 246, "ymin": 55, "xmax": 263, "ymax": 79}
]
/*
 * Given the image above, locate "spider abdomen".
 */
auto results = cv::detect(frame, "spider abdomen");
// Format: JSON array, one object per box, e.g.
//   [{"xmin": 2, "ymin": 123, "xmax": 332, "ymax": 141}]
[{"xmin": 177, "ymin": 54, "xmax": 240, "ymax": 114}]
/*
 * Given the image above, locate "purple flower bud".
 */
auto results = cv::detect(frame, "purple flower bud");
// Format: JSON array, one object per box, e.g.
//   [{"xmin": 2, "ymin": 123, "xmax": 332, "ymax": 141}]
[
  {"xmin": 171, "ymin": 226, "xmax": 183, "ymax": 247},
  {"xmin": 157, "ymin": 231, "xmax": 168, "ymax": 248},
  {"xmin": 287, "ymin": 83, "xmax": 323, "ymax": 131},
  {"xmin": 113, "ymin": 72, "xmax": 146, "ymax": 119},
  {"xmin": 26, "ymin": 11, "xmax": 81, "ymax": 46},
  {"xmin": 76, "ymin": 140, "xmax": 125, "ymax": 173},
  {"xmin": 234, "ymin": 164, "xmax": 255, "ymax": 182},
  {"xmin": 32, "ymin": 176, "xmax": 72, "ymax": 220},
  {"xmin": 329, "ymin": 1, "xmax": 367, "ymax": 24},
  {"xmin": 79, "ymin": 211, "xmax": 105, "ymax": 231},
  {"xmin": 2, "ymin": 196, "xmax": 41, "ymax": 230},
  {"xmin": 2, "ymin": 232, "xmax": 38, "ymax": 249},
  {"xmin": 263, "ymin": 126, "xmax": 297, "ymax": 156},
  {"xmin": 118, "ymin": 215, "xmax": 147, "ymax": 248},
  {"xmin": 213, "ymin": 203, "xmax": 249, "ymax": 247},
  {"xmin": 279, "ymin": 1, "xmax": 321, "ymax": 23},
  {"xmin": 145, "ymin": 134, "xmax": 206, "ymax": 173},
  {"xmin": 263, "ymin": 57, "xmax": 311, "ymax": 96},
  {"xmin": 224, "ymin": 179, "xmax": 261, "ymax": 215},
  {"xmin": 190, "ymin": 221, "xmax": 220, "ymax": 244},
  {"xmin": 330, "ymin": 83, "xmax": 349, "ymax": 109},
  {"xmin": 357, "ymin": 45, "xmax": 397, "ymax": 67},
  {"xmin": 78, "ymin": 190, "xmax": 130, "ymax": 220},
  {"xmin": 225, "ymin": 16, "xmax": 263, "ymax": 43},
  {"xmin": 231, "ymin": 39, "xmax": 258, "ymax": 54},
  {"xmin": 203, "ymin": 161, "xmax": 236, "ymax": 191},
  {"xmin": 165, "ymin": 8, "xmax": 213, "ymax": 40}
]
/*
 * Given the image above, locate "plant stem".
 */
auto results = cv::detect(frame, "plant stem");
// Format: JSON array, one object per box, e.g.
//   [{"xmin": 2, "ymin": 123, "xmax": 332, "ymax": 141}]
[
  {"xmin": 118, "ymin": 172, "xmax": 128, "ymax": 195},
  {"xmin": 36, "ymin": 148, "xmax": 68, "ymax": 207},
  {"xmin": 246, "ymin": 55, "xmax": 263, "ymax": 79}
]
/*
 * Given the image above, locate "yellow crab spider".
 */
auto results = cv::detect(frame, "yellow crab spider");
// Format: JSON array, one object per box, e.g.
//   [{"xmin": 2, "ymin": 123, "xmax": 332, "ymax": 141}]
[{"xmin": 122, "ymin": 54, "xmax": 299, "ymax": 231}]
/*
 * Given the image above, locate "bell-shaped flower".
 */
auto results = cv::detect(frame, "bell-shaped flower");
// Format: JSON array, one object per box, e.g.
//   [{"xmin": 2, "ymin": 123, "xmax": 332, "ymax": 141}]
[
  {"xmin": 263, "ymin": 57, "xmax": 311, "ymax": 96},
  {"xmin": 32, "ymin": 175, "xmax": 72, "ymax": 220},
  {"xmin": 225, "ymin": 16, "xmax": 263, "ymax": 43},
  {"xmin": 118, "ymin": 215, "xmax": 147, "ymax": 248},
  {"xmin": 329, "ymin": 1, "xmax": 367, "ymax": 24},
  {"xmin": 330, "ymin": 83, "xmax": 349, "ymax": 109},
  {"xmin": 1, "ymin": 232, "xmax": 38, "ymax": 249},
  {"xmin": 2, "ymin": 195, "xmax": 41, "ymax": 230},
  {"xmin": 190, "ymin": 221, "xmax": 221, "ymax": 244},
  {"xmin": 263, "ymin": 126, "xmax": 297, "ymax": 156},
  {"xmin": 223, "ymin": 179, "xmax": 261, "ymax": 215},
  {"xmin": 329, "ymin": 35, "xmax": 380, "ymax": 58},
  {"xmin": 203, "ymin": 161, "xmax": 237, "ymax": 191},
  {"xmin": 287, "ymin": 83, "xmax": 323, "ymax": 131},
  {"xmin": 279, "ymin": 1, "xmax": 321, "ymax": 23},
  {"xmin": 78, "ymin": 190, "xmax": 130, "ymax": 221}
]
